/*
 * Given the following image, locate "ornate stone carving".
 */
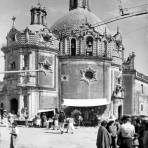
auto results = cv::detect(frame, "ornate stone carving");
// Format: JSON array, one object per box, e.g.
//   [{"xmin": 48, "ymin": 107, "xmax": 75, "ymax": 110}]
[{"xmin": 80, "ymin": 67, "xmax": 96, "ymax": 85}]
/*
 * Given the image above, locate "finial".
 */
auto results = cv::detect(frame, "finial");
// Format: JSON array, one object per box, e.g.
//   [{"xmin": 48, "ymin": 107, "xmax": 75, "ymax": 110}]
[
  {"xmin": 117, "ymin": 25, "xmax": 119, "ymax": 34},
  {"xmin": 104, "ymin": 27, "xmax": 107, "ymax": 35},
  {"xmin": 85, "ymin": 17, "xmax": 88, "ymax": 25},
  {"xmin": 12, "ymin": 16, "xmax": 16, "ymax": 28}
]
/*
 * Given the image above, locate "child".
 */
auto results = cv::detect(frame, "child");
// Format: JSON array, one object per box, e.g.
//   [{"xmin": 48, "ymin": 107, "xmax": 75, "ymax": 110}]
[
  {"xmin": 10, "ymin": 122, "xmax": 19, "ymax": 148},
  {"xmin": 66, "ymin": 116, "xmax": 74, "ymax": 134}
]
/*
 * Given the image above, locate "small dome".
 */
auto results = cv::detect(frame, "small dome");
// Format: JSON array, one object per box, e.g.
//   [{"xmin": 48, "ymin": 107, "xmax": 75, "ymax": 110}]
[{"xmin": 50, "ymin": 8, "xmax": 106, "ymax": 37}]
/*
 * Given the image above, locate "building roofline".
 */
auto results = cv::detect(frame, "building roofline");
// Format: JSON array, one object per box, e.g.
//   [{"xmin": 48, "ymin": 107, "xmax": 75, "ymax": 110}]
[
  {"xmin": 123, "ymin": 69, "xmax": 148, "ymax": 83},
  {"xmin": 135, "ymin": 71, "xmax": 148, "ymax": 84}
]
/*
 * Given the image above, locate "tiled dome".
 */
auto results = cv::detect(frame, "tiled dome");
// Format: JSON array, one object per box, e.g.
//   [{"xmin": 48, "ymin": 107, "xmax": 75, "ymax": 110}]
[{"xmin": 50, "ymin": 8, "xmax": 106, "ymax": 37}]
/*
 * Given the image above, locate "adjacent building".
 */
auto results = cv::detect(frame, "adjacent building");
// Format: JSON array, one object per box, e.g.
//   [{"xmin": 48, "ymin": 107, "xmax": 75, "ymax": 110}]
[{"xmin": 123, "ymin": 52, "xmax": 148, "ymax": 116}]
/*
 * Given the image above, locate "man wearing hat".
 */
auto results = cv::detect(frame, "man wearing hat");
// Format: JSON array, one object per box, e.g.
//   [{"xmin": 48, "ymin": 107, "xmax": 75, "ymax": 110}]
[
  {"xmin": 118, "ymin": 115, "xmax": 135, "ymax": 148},
  {"xmin": 96, "ymin": 118, "xmax": 112, "ymax": 148}
]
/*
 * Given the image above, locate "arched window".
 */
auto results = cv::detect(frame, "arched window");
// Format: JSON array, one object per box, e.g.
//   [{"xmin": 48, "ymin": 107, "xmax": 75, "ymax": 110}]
[
  {"xmin": 141, "ymin": 104, "xmax": 143, "ymax": 111},
  {"xmin": 24, "ymin": 95, "xmax": 28, "ymax": 108},
  {"xmin": 10, "ymin": 98, "xmax": 18, "ymax": 114},
  {"xmin": 71, "ymin": 38, "xmax": 76, "ymax": 56},
  {"xmin": 24, "ymin": 54, "xmax": 29, "ymax": 69},
  {"xmin": 103, "ymin": 41, "xmax": 107, "ymax": 57},
  {"xmin": 11, "ymin": 61, "xmax": 16, "ymax": 70},
  {"xmin": 41, "ymin": 15, "xmax": 44, "ymax": 25},
  {"xmin": 141, "ymin": 84, "xmax": 144, "ymax": 94},
  {"xmin": 86, "ymin": 36, "xmax": 93, "ymax": 56},
  {"xmin": 37, "ymin": 12, "xmax": 40, "ymax": 24},
  {"xmin": 0, "ymin": 103, "xmax": 4, "ymax": 109}
]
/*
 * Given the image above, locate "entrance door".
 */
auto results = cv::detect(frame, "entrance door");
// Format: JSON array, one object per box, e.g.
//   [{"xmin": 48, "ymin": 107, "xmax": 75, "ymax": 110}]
[
  {"xmin": 118, "ymin": 105, "xmax": 122, "ymax": 119},
  {"xmin": 10, "ymin": 99, "xmax": 18, "ymax": 114}
]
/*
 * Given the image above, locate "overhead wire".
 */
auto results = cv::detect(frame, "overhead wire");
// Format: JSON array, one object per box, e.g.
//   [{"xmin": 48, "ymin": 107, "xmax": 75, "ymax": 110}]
[
  {"xmin": 88, "ymin": 3, "xmax": 148, "ymax": 26},
  {"xmin": 48, "ymin": 3, "xmax": 148, "ymax": 42}
]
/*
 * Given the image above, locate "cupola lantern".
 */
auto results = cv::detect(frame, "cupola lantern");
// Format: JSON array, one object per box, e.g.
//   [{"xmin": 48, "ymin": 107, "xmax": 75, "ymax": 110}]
[
  {"xmin": 69, "ymin": 0, "xmax": 91, "ymax": 11},
  {"xmin": 30, "ymin": 3, "xmax": 47, "ymax": 26}
]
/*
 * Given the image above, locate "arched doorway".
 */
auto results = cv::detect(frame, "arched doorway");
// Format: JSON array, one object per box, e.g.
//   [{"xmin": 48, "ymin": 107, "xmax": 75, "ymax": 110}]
[
  {"xmin": 118, "ymin": 105, "xmax": 122, "ymax": 119},
  {"xmin": 10, "ymin": 99, "xmax": 18, "ymax": 114}
]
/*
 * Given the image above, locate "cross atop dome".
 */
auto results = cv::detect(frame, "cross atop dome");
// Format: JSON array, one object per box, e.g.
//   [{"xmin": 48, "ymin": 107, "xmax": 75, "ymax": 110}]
[
  {"xmin": 69, "ymin": 0, "xmax": 91, "ymax": 11},
  {"xmin": 12, "ymin": 16, "xmax": 16, "ymax": 28}
]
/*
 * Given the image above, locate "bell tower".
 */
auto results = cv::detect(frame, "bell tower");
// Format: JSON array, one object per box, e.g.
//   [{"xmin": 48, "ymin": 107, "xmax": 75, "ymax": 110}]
[{"xmin": 69, "ymin": 0, "xmax": 91, "ymax": 11}]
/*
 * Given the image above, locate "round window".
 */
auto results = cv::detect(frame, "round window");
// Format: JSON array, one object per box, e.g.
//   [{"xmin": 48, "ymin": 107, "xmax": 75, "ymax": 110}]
[
  {"xmin": 85, "ymin": 71, "xmax": 94, "ymax": 79},
  {"xmin": 63, "ymin": 76, "xmax": 67, "ymax": 80}
]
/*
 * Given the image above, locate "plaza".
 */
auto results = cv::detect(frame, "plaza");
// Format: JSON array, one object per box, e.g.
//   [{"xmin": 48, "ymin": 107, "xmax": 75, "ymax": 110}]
[{"xmin": 0, "ymin": 125, "xmax": 98, "ymax": 148}]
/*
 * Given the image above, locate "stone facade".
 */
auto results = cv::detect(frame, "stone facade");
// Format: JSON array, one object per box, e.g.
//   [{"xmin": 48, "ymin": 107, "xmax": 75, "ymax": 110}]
[
  {"xmin": 1, "ymin": 4, "xmax": 59, "ymax": 119},
  {"xmin": 51, "ymin": 0, "xmax": 124, "ymax": 119},
  {"xmin": 123, "ymin": 52, "xmax": 148, "ymax": 116}
]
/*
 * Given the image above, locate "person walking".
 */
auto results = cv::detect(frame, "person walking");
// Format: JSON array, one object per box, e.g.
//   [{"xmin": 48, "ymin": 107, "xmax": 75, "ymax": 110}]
[
  {"xmin": 10, "ymin": 122, "xmax": 19, "ymax": 148},
  {"xmin": 53, "ymin": 113, "xmax": 59, "ymax": 130},
  {"xmin": 118, "ymin": 116, "xmax": 135, "ymax": 148},
  {"xmin": 41, "ymin": 113, "xmax": 47, "ymax": 128},
  {"xmin": 58, "ymin": 111, "xmax": 66, "ymax": 134},
  {"xmin": 96, "ymin": 119, "xmax": 112, "ymax": 148}
]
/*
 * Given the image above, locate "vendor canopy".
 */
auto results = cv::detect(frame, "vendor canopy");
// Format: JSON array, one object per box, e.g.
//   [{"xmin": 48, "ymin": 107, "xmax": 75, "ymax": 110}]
[
  {"xmin": 62, "ymin": 99, "xmax": 108, "ymax": 107},
  {"xmin": 38, "ymin": 109, "xmax": 55, "ymax": 113}
]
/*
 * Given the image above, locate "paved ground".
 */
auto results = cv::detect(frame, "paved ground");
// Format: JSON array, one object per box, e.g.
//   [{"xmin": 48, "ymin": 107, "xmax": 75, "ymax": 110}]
[{"xmin": 0, "ymin": 125, "xmax": 98, "ymax": 148}]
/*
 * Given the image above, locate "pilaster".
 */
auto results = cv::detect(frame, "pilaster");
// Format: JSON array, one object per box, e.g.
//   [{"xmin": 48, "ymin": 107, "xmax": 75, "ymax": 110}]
[{"xmin": 18, "ymin": 94, "xmax": 24, "ymax": 115}]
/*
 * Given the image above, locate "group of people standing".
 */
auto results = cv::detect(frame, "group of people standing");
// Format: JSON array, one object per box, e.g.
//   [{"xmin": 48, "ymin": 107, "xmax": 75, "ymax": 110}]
[
  {"xmin": 96, "ymin": 115, "xmax": 148, "ymax": 148},
  {"xmin": 52, "ymin": 110, "xmax": 75, "ymax": 134},
  {"xmin": 33, "ymin": 110, "xmax": 75, "ymax": 134}
]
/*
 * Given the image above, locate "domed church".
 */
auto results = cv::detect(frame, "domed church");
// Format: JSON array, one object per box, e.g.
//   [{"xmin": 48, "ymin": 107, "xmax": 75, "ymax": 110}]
[
  {"xmin": 1, "ymin": 0, "xmax": 124, "ymax": 121},
  {"xmin": 50, "ymin": 0, "xmax": 124, "ymax": 120}
]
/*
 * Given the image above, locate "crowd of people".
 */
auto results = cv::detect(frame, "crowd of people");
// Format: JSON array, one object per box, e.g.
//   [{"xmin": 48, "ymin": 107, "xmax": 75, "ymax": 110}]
[
  {"xmin": 1, "ymin": 109, "xmax": 148, "ymax": 148},
  {"xmin": 96, "ymin": 115, "xmax": 148, "ymax": 148},
  {"xmin": 32, "ymin": 110, "xmax": 75, "ymax": 134},
  {"xmin": 0, "ymin": 109, "xmax": 76, "ymax": 135}
]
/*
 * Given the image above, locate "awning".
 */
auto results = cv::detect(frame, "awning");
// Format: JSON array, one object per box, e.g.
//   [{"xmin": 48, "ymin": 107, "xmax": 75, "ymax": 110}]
[
  {"xmin": 62, "ymin": 99, "xmax": 109, "ymax": 107},
  {"xmin": 38, "ymin": 109, "xmax": 55, "ymax": 113}
]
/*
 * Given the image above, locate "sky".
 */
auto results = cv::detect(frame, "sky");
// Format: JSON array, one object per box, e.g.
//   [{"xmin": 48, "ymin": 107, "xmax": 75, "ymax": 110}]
[{"xmin": 0, "ymin": 0, "xmax": 148, "ymax": 80}]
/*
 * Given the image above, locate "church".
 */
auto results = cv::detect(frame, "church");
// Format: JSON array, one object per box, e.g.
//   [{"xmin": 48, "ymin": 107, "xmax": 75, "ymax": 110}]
[{"xmin": 0, "ymin": 0, "xmax": 125, "ymax": 121}]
